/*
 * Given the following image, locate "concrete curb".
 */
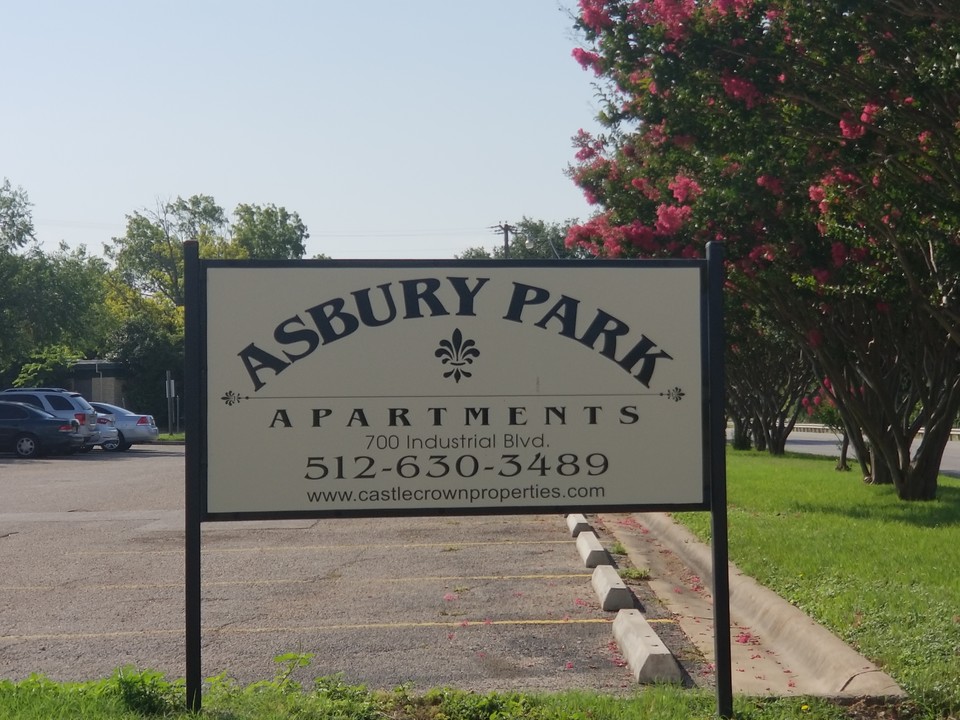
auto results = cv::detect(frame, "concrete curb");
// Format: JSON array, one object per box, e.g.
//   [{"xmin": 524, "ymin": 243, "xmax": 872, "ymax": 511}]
[
  {"xmin": 591, "ymin": 565, "xmax": 633, "ymax": 611},
  {"xmin": 575, "ymin": 530, "xmax": 609, "ymax": 568},
  {"xmin": 567, "ymin": 514, "xmax": 683, "ymax": 684},
  {"xmin": 634, "ymin": 512, "xmax": 905, "ymax": 698},
  {"xmin": 613, "ymin": 609, "xmax": 683, "ymax": 684}
]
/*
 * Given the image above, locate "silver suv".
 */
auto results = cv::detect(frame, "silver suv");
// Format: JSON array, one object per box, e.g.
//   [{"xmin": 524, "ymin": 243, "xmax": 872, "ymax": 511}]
[{"xmin": 0, "ymin": 388, "xmax": 101, "ymax": 451}]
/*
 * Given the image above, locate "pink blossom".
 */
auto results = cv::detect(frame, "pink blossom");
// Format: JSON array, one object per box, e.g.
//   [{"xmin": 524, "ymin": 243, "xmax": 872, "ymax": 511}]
[
  {"xmin": 669, "ymin": 173, "xmax": 702, "ymax": 203},
  {"xmin": 644, "ymin": 121, "xmax": 668, "ymax": 145},
  {"xmin": 860, "ymin": 102, "xmax": 881, "ymax": 124},
  {"xmin": 578, "ymin": 0, "xmax": 612, "ymax": 31},
  {"xmin": 720, "ymin": 71, "xmax": 763, "ymax": 108},
  {"xmin": 630, "ymin": 0, "xmax": 695, "ymax": 41},
  {"xmin": 712, "ymin": 0, "xmax": 754, "ymax": 17},
  {"xmin": 748, "ymin": 244, "xmax": 776, "ymax": 263},
  {"xmin": 603, "ymin": 237, "xmax": 624, "ymax": 256},
  {"xmin": 631, "ymin": 176, "xmax": 661, "ymax": 200},
  {"xmin": 839, "ymin": 112, "xmax": 865, "ymax": 139},
  {"xmin": 756, "ymin": 174, "xmax": 784, "ymax": 196},
  {"xmin": 623, "ymin": 221, "xmax": 656, "ymax": 251},
  {"xmin": 654, "ymin": 204, "xmax": 692, "ymax": 235},
  {"xmin": 571, "ymin": 47, "xmax": 603, "ymax": 76},
  {"xmin": 812, "ymin": 268, "xmax": 830, "ymax": 284}
]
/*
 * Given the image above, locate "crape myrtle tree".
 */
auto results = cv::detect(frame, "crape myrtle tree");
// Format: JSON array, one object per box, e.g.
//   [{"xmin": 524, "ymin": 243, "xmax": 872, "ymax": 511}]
[
  {"xmin": 567, "ymin": 0, "xmax": 960, "ymax": 499},
  {"xmin": 725, "ymin": 301, "xmax": 815, "ymax": 454}
]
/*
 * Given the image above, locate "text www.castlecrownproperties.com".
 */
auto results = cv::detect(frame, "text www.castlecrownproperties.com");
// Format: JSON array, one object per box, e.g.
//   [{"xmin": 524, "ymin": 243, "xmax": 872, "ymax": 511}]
[{"xmin": 306, "ymin": 484, "xmax": 607, "ymax": 505}]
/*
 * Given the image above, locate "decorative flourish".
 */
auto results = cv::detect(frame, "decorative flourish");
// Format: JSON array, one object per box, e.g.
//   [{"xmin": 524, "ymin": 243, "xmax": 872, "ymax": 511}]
[
  {"xmin": 221, "ymin": 390, "xmax": 243, "ymax": 406},
  {"xmin": 665, "ymin": 387, "xmax": 685, "ymax": 402},
  {"xmin": 435, "ymin": 329, "xmax": 480, "ymax": 383}
]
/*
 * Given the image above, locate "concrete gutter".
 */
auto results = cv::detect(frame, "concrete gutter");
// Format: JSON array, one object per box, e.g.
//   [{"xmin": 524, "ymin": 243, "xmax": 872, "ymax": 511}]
[{"xmin": 631, "ymin": 512, "xmax": 905, "ymax": 698}]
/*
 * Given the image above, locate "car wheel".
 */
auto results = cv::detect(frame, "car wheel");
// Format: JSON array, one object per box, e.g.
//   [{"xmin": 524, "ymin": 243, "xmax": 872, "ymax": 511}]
[
  {"xmin": 14, "ymin": 434, "xmax": 39, "ymax": 458},
  {"xmin": 116, "ymin": 432, "xmax": 131, "ymax": 452},
  {"xmin": 102, "ymin": 436, "xmax": 121, "ymax": 452}
]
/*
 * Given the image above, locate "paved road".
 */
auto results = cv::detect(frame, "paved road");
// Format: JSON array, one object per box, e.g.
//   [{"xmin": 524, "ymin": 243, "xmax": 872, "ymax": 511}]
[
  {"xmin": 783, "ymin": 429, "xmax": 960, "ymax": 477},
  {"xmin": 0, "ymin": 446, "xmax": 691, "ymax": 693}
]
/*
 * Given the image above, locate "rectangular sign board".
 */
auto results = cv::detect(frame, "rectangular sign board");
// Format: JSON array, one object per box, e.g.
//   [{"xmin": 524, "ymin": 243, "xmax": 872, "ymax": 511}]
[{"xmin": 198, "ymin": 260, "xmax": 709, "ymax": 518}]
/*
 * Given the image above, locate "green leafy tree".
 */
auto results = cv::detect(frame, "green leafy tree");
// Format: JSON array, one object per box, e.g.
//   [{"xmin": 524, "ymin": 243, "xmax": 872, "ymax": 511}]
[
  {"xmin": 0, "ymin": 178, "xmax": 35, "ymax": 251},
  {"xmin": 13, "ymin": 345, "xmax": 80, "ymax": 387},
  {"xmin": 457, "ymin": 218, "xmax": 584, "ymax": 259},
  {"xmin": 106, "ymin": 195, "xmax": 228, "ymax": 307},
  {"xmin": 231, "ymin": 203, "xmax": 308, "ymax": 259},
  {"xmin": 567, "ymin": 0, "xmax": 960, "ymax": 499},
  {"xmin": 105, "ymin": 301, "xmax": 183, "ymax": 425},
  {"xmin": 1, "ymin": 243, "xmax": 117, "ymax": 381}
]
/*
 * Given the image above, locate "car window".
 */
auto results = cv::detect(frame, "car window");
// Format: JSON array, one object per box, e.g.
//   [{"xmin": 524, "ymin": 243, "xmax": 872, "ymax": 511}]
[
  {"xmin": 0, "ymin": 404, "xmax": 27, "ymax": 419},
  {"xmin": 3, "ymin": 393, "xmax": 41, "ymax": 408},
  {"xmin": 46, "ymin": 394, "xmax": 74, "ymax": 411},
  {"xmin": 71, "ymin": 395, "xmax": 95, "ymax": 412}
]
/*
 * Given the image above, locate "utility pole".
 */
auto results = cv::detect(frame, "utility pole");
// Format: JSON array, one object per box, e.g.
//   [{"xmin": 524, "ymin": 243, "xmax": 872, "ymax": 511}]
[{"xmin": 491, "ymin": 221, "xmax": 517, "ymax": 258}]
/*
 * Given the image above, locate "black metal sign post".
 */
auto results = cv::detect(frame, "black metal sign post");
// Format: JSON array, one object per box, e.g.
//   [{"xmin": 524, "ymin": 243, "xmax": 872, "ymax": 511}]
[
  {"xmin": 184, "ymin": 240, "xmax": 203, "ymax": 712},
  {"xmin": 182, "ymin": 241, "xmax": 731, "ymax": 714},
  {"xmin": 707, "ymin": 242, "xmax": 733, "ymax": 719}
]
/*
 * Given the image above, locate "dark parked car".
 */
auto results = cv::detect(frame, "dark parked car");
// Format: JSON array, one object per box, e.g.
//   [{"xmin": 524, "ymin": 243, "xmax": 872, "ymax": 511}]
[
  {"xmin": 89, "ymin": 402, "xmax": 160, "ymax": 451},
  {"xmin": 0, "ymin": 387, "xmax": 101, "ymax": 451},
  {"xmin": 0, "ymin": 400, "xmax": 84, "ymax": 458}
]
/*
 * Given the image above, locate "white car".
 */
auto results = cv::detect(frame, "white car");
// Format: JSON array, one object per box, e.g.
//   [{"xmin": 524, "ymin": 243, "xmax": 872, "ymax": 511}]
[
  {"xmin": 95, "ymin": 413, "xmax": 120, "ymax": 451},
  {"xmin": 89, "ymin": 402, "xmax": 160, "ymax": 451}
]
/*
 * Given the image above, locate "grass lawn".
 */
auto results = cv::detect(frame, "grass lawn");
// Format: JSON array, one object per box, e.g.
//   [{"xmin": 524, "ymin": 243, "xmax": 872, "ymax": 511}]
[
  {"xmin": 1, "ymin": 448, "xmax": 957, "ymax": 719},
  {"xmin": 677, "ymin": 449, "xmax": 960, "ymax": 717}
]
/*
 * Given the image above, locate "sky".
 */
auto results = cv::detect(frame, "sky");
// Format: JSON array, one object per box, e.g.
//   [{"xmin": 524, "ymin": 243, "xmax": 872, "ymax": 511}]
[{"xmin": 2, "ymin": 1, "xmax": 604, "ymax": 260}]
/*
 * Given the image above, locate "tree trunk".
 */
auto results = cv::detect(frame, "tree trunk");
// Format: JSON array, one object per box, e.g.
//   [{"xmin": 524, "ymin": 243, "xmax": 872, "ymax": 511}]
[
  {"xmin": 896, "ymin": 419, "xmax": 954, "ymax": 501},
  {"xmin": 752, "ymin": 417, "xmax": 767, "ymax": 452},
  {"xmin": 731, "ymin": 415, "xmax": 752, "ymax": 450},
  {"xmin": 836, "ymin": 433, "xmax": 850, "ymax": 471}
]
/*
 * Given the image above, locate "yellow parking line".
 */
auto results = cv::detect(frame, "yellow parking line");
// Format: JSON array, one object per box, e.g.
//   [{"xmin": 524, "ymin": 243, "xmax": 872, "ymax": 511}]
[
  {"xmin": 0, "ymin": 573, "xmax": 593, "ymax": 592},
  {"xmin": 67, "ymin": 540, "xmax": 573, "ymax": 556},
  {"xmin": 4, "ymin": 617, "xmax": 682, "ymax": 642}
]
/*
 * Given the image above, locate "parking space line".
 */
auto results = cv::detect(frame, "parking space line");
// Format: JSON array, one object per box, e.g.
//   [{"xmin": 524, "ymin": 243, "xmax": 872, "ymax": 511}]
[
  {"xmin": 0, "ymin": 573, "xmax": 592, "ymax": 592},
  {"xmin": 66, "ymin": 540, "xmax": 573, "ymax": 556},
  {"xmin": 2, "ymin": 617, "xmax": 680, "ymax": 643}
]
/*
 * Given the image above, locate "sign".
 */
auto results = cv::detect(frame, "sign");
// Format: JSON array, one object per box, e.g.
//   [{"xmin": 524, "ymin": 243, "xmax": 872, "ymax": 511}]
[
  {"xmin": 184, "ymin": 247, "xmax": 731, "ymax": 715},
  {"xmin": 200, "ymin": 261, "xmax": 708, "ymax": 517}
]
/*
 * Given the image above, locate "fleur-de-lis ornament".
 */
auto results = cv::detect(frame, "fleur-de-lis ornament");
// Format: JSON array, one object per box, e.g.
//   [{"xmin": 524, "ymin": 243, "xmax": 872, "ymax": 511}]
[{"xmin": 435, "ymin": 329, "xmax": 480, "ymax": 383}]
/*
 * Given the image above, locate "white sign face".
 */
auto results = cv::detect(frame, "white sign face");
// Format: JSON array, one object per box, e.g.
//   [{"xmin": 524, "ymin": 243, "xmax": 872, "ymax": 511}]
[{"xmin": 202, "ymin": 263, "xmax": 706, "ymax": 515}]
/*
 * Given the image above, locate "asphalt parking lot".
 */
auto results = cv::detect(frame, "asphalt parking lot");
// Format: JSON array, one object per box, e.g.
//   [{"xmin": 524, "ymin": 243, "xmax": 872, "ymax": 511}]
[{"xmin": 0, "ymin": 445, "xmax": 703, "ymax": 694}]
